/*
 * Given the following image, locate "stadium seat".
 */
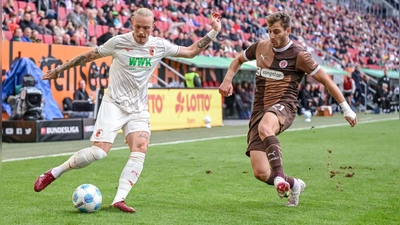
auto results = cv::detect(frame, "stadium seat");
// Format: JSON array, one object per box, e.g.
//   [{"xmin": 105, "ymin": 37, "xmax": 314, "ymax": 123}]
[
  {"xmin": 57, "ymin": 7, "xmax": 67, "ymax": 20},
  {"xmin": 42, "ymin": 34, "xmax": 54, "ymax": 44},
  {"xmin": 3, "ymin": 31, "xmax": 12, "ymax": 40},
  {"xmin": 88, "ymin": 24, "xmax": 96, "ymax": 37},
  {"xmin": 96, "ymin": 0, "xmax": 107, "ymax": 8}
]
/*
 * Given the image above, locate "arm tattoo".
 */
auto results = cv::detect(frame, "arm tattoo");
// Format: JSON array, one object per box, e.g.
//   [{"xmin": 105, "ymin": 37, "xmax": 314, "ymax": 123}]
[
  {"xmin": 196, "ymin": 35, "xmax": 212, "ymax": 49},
  {"xmin": 57, "ymin": 48, "xmax": 102, "ymax": 72}
]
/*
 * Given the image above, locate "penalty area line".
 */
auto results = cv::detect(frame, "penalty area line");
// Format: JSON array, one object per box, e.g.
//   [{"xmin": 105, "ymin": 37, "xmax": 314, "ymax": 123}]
[{"xmin": 2, "ymin": 117, "xmax": 397, "ymax": 162}]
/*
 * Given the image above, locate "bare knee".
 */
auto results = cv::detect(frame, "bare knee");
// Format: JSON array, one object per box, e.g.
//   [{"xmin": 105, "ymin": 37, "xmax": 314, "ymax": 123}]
[
  {"xmin": 258, "ymin": 125, "xmax": 275, "ymax": 141},
  {"xmin": 92, "ymin": 142, "xmax": 112, "ymax": 154},
  {"xmin": 126, "ymin": 131, "xmax": 150, "ymax": 153},
  {"xmin": 253, "ymin": 169, "xmax": 270, "ymax": 182}
]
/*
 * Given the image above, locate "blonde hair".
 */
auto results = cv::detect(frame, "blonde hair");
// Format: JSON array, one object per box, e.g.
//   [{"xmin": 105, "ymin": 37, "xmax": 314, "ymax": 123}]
[
  {"xmin": 132, "ymin": 8, "xmax": 154, "ymax": 22},
  {"xmin": 266, "ymin": 11, "xmax": 291, "ymax": 29}
]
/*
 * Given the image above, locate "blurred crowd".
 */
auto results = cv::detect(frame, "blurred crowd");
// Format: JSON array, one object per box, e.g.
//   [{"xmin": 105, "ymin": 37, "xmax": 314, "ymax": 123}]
[{"xmin": 2, "ymin": 0, "xmax": 399, "ymax": 71}]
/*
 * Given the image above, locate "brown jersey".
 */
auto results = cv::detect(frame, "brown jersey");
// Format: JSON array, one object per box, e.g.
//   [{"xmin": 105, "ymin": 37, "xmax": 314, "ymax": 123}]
[{"xmin": 244, "ymin": 40, "xmax": 320, "ymax": 112}]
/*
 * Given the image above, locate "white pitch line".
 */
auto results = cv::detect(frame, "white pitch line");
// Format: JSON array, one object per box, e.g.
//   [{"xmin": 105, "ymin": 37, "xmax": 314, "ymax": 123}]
[{"xmin": 2, "ymin": 117, "xmax": 398, "ymax": 163}]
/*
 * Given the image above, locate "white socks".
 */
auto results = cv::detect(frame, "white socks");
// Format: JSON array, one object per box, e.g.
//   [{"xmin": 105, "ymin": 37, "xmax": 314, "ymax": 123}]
[
  {"xmin": 112, "ymin": 152, "xmax": 146, "ymax": 204},
  {"xmin": 51, "ymin": 146, "xmax": 107, "ymax": 178}
]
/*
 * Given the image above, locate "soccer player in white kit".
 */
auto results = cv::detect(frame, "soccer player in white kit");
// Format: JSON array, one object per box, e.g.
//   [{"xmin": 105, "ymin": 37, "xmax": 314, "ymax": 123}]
[{"xmin": 34, "ymin": 8, "xmax": 222, "ymax": 213}]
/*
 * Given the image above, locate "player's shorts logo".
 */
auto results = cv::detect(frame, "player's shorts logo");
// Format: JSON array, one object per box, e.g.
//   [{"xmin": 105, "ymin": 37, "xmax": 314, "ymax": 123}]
[
  {"xmin": 95, "ymin": 129, "xmax": 103, "ymax": 138},
  {"xmin": 279, "ymin": 60, "xmax": 288, "ymax": 68}
]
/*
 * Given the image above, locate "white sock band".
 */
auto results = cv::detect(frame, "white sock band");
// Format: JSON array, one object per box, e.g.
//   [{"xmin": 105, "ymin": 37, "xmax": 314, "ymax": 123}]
[
  {"xmin": 112, "ymin": 152, "xmax": 146, "ymax": 204},
  {"xmin": 206, "ymin": 30, "xmax": 219, "ymax": 39},
  {"xmin": 52, "ymin": 146, "xmax": 107, "ymax": 178}
]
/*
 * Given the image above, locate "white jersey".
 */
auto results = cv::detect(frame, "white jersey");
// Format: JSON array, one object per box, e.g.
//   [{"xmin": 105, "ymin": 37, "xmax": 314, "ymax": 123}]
[{"xmin": 97, "ymin": 32, "xmax": 179, "ymax": 113}]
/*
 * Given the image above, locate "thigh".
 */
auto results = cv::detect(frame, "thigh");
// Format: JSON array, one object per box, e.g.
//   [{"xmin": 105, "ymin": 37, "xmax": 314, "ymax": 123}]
[
  {"xmin": 90, "ymin": 101, "xmax": 129, "ymax": 143},
  {"xmin": 246, "ymin": 103, "xmax": 296, "ymax": 156},
  {"xmin": 126, "ymin": 131, "xmax": 150, "ymax": 153}
]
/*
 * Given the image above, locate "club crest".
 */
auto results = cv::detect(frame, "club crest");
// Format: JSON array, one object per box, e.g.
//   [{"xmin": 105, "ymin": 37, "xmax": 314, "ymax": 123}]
[
  {"xmin": 149, "ymin": 46, "xmax": 156, "ymax": 56},
  {"xmin": 279, "ymin": 60, "xmax": 288, "ymax": 68}
]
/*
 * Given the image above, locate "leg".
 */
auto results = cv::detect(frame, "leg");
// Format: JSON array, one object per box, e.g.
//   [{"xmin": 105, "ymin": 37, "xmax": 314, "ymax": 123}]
[
  {"xmin": 112, "ymin": 110, "xmax": 151, "ymax": 213},
  {"xmin": 258, "ymin": 111, "xmax": 305, "ymax": 205},
  {"xmin": 33, "ymin": 142, "xmax": 110, "ymax": 192},
  {"xmin": 111, "ymin": 131, "xmax": 149, "ymax": 213}
]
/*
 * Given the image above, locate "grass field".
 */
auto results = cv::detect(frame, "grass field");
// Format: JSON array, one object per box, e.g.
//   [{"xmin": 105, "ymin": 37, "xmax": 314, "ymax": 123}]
[{"xmin": 2, "ymin": 114, "xmax": 400, "ymax": 225}]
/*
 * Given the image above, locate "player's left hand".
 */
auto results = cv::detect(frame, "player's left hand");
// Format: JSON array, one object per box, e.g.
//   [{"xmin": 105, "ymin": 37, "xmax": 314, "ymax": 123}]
[
  {"xmin": 219, "ymin": 80, "xmax": 233, "ymax": 97},
  {"xmin": 210, "ymin": 11, "xmax": 222, "ymax": 32}
]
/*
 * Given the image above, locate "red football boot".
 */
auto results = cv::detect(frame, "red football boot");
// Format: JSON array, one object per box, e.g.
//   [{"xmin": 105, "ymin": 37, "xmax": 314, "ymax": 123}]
[
  {"xmin": 112, "ymin": 201, "xmax": 136, "ymax": 213},
  {"xmin": 34, "ymin": 169, "xmax": 56, "ymax": 192}
]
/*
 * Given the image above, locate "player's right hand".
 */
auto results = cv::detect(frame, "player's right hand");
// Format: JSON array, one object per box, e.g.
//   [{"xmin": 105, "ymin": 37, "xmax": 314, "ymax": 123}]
[
  {"xmin": 344, "ymin": 110, "xmax": 357, "ymax": 127},
  {"xmin": 42, "ymin": 68, "xmax": 60, "ymax": 80},
  {"xmin": 219, "ymin": 80, "xmax": 233, "ymax": 97}
]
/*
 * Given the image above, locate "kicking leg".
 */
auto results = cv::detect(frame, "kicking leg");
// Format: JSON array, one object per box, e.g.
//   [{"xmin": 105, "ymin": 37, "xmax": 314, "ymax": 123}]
[
  {"xmin": 112, "ymin": 131, "xmax": 149, "ymax": 213},
  {"xmin": 34, "ymin": 143, "xmax": 109, "ymax": 192}
]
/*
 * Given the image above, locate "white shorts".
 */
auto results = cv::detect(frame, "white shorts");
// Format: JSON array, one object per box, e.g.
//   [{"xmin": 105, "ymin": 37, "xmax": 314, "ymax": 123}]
[{"xmin": 90, "ymin": 100, "xmax": 151, "ymax": 143}]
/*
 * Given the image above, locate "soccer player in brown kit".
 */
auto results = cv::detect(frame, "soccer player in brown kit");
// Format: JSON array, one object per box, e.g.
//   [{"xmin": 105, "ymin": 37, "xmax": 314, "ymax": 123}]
[{"xmin": 219, "ymin": 12, "xmax": 358, "ymax": 207}]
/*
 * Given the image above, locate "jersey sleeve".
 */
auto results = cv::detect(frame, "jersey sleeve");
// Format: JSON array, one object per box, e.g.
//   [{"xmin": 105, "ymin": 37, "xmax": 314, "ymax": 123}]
[
  {"xmin": 296, "ymin": 50, "xmax": 321, "ymax": 76},
  {"xmin": 97, "ymin": 36, "xmax": 118, "ymax": 57},
  {"xmin": 162, "ymin": 39, "xmax": 180, "ymax": 57},
  {"xmin": 243, "ymin": 42, "xmax": 259, "ymax": 61}
]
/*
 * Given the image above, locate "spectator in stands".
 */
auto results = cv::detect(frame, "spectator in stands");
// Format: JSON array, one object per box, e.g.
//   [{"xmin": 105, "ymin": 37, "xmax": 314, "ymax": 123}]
[
  {"xmin": 19, "ymin": 12, "xmax": 39, "ymax": 32},
  {"xmin": 62, "ymin": 33, "xmax": 72, "ymax": 45},
  {"xmin": 3, "ymin": 0, "xmax": 15, "ymax": 14},
  {"xmin": 312, "ymin": 84, "xmax": 323, "ymax": 107},
  {"xmin": 31, "ymin": 29, "xmax": 42, "ymax": 43},
  {"xmin": 54, "ymin": 35, "xmax": 63, "ymax": 45},
  {"xmin": 2, "ymin": 12, "xmax": 9, "ymax": 31},
  {"xmin": 37, "ymin": 18, "xmax": 52, "ymax": 35},
  {"xmin": 21, "ymin": 27, "xmax": 32, "ymax": 43},
  {"xmin": 84, "ymin": 36, "xmax": 98, "ymax": 47},
  {"xmin": 74, "ymin": 80, "xmax": 90, "ymax": 101},
  {"xmin": 195, "ymin": 25, "xmax": 208, "ymax": 37},
  {"xmin": 67, "ymin": 2, "xmax": 88, "ymax": 29},
  {"xmin": 96, "ymin": 8, "xmax": 108, "ymax": 26},
  {"xmin": 101, "ymin": 0, "xmax": 115, "ymax": 16},
  {"xmin": 298, "ymin": 83, "xmax": 315, "ymax": 112},
  {"xmin": 53, "ymin": 20, "xmax": 66, "ymax": 36},
  {"xmin": 64, "ymin": 21, "xmax": 76, "ymax": 37},
  {"xmin": 45, "ymin": 19, "xmax": 56, "ymax": 35},
  {"xmin": 85, "ymin": 0, "xmax": 96, "ymax": 10},
  {"xmin": 35, "ymin": 0, "xmax": 57, "ymax": 19},
  {"xmin": 87, "ymin": 10, "xmax": 98, "ymax": 25},
  {"xmin": 34, "ymin": 8, "xmax": 222, "ymax": 213},
  {"xmin": 11, "ymin": 27, "xmax": 22, "ymax": 42},
  {"xmin": 374, "ymin": 83, "xmax": 391, "ymax": 113},
  {"xmin": 184, "ymin": 64, "xmax": 202, "ymax": 88},
  {"xmin": 97, "ymin": 26, "xmax": 116, "ymax": 46},
  {"xmin": 75, "ymin": 25, "xmax": 87, "ymax": 39},
  {"xmin": 69, "ymin": 33, "xmax": 79, "ymax": 46}
]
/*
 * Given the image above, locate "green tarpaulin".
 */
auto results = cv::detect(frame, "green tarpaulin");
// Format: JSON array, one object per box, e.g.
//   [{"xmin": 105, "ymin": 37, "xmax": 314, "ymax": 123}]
[
  {"xmin": 360, "ymin": 68, "xmax": 399, "ymax": 79},
  {"xmin": 169, "ymin": 56, "xmax": 352, "ymax": 76}
]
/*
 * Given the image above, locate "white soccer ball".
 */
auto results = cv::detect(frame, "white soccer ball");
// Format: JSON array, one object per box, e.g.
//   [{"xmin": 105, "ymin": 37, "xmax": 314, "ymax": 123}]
[
  {"xmin": 72, "ymin": 184, "xmax": 102, "ymax": 213},
  {"xmin": 204, "ymin": 115, "xmax": 212, "ymax": 128},
  {"xmin": 304, "ymin": 110, "xmax": 312, "ymax": 122}
]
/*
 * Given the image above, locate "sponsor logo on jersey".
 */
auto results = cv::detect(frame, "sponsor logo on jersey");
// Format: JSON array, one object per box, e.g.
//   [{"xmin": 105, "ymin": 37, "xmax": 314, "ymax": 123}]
[
  {"xmin": 129, "ymin": 57, "xmax": 152, "ymax": 67},
  {"xmin": 279, "ymin": 60, "xmax": 288, "ymax": 68},
  {"xmin": 149, "ymin": 46, "xmax": 156, "ymax": 56},
  {"xmin": 256, "ymin": 68, "xmax": 284, "ymax": 80}
]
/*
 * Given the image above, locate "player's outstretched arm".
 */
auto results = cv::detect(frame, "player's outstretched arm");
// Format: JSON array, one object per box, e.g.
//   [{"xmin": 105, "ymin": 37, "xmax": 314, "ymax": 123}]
[
  {"xmin": 175, "ymin": 11, "xmax": 221, "ymax": 58},
  {"xmin": 312, "ymin": 69, "xmax": 358, "ymax": 127},
  {"xmin": 42, "ymin": 48, "xmax": 104, "ymax": 80},
  {"xmin": 219, "ymin": 52, "xmax": 247, "ymax": 97}
]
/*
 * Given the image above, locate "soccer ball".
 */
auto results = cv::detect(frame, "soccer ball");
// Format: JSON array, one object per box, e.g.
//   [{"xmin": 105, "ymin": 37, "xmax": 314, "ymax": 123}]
[
  {"xmin": 204, "ymin": 115, "xmax": 212, "ymax": 128},
  {"xmin": 303, "ymin": 110, "xmax": 312, "ymax": 122},
  {"xmin": 72, "ymin": 184, "xmax": 102, "ymax": 213}
]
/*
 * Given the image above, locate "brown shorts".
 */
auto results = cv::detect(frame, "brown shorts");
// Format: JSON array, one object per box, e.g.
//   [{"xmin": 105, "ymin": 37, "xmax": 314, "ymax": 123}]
[{"xmin": 246, "ymin": 102, "xmax": 297, "ymax": 157}]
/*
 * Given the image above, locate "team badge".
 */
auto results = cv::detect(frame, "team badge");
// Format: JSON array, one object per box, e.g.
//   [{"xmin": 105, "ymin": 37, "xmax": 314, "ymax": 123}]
[
  {"xmin": 149, "ymin": 46, "xmax": 156, "ymax": 56},
  {"xmin": 279, "ymin": 60, "xmax": 288, "ymax": 68},
  {"xmin": 95, "ymin": 129, "xmax": 103, "ymax": 138}
]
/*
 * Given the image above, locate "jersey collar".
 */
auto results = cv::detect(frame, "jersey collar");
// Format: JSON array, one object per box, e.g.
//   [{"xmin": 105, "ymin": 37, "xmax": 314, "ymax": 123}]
[{"xmin": 272, "ymin": 40, "xmax": 293, "ymax": 52}]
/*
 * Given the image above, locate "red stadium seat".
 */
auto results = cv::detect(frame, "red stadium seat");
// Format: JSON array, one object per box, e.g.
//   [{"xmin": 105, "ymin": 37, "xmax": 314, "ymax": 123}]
[
  {"xmin": 42, "ymin": 34, "xmax": 54, "ymax": 44},
  {"xmin": 88, "ymin": 24, "xmax": 96, "ymax": 37},
  {"xmin": 3, "ymin": 31, "xmax": 12, "ymax": 40},
  {"xmin": 57, "ymin": 7, "xmax": 67, "ymax": 20}
]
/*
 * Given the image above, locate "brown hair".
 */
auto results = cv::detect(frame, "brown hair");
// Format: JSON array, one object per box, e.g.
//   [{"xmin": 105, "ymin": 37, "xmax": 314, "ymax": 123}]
[{"xmin": 266, "ymin": 11, "xmax": 291, "ymax": 29}]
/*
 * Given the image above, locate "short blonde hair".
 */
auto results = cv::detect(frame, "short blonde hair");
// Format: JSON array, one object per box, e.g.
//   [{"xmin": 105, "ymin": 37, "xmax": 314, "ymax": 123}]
[{"xmin": 132, "ymin": 8, "xmax": 154, "ymax": 22}]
